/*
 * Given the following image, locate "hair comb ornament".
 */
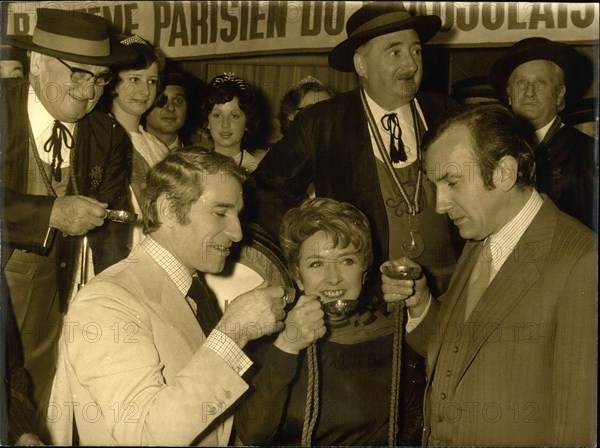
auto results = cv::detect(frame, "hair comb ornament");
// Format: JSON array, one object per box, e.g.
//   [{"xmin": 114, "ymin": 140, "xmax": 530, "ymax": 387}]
[
  {"xmin": 211, "ymin": 72, "xmax": 247, "ymax": 90},
  {"xmin": 119, "ymin": 35, "xmax": 148, "ymax": 46},
  {"xmin": 296, "ymin": 75, "xmax": 323, "ymax": 88}
]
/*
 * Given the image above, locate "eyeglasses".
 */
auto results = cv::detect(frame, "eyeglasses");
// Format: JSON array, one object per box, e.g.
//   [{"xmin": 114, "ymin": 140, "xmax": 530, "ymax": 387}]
[{"xmin": 56, "ymin": 58, "xmax": 113, "ymax": 87}]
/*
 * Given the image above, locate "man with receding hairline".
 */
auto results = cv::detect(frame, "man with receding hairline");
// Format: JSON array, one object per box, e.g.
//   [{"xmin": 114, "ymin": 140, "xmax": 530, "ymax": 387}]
[{"xmin": 383, "ymin": 104, "xmax": 596, "ymax": 446}]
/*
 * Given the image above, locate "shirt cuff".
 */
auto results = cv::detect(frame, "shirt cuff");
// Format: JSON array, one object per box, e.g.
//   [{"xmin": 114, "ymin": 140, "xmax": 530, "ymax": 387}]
[
  {"xmin": 42, "ymin": 227, "xmax": 54, "ymax": 248},
  {"xmin": 205, "ymin": 329, "xmax": 253, "ymax": 376},
  {"xmin": 406, "ymin": 292, "xmax": 432, "ymax": 333}
]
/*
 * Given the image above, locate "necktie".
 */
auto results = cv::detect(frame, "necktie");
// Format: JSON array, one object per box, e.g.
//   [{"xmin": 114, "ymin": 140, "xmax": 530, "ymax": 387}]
[
  {"xmin": 187, "ymin": 276, "xmax": 223, "ymax": 336},
  {"xmin": 43, "ymin": 120, "xmax": 74, "ymax": 182},
  {"xmin": 465, "ymin": 239, "xmax": 492, "ymax": 320},
  {"xmin": 381, "ymin": 113, "xmax": 407, "ymax": 163}
]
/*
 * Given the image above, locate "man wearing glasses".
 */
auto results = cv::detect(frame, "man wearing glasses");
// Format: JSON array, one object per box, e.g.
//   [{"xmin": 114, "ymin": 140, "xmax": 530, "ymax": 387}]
[{"xmin": 1, "ymin": 8, "xmax": 139, "ymax": 439}]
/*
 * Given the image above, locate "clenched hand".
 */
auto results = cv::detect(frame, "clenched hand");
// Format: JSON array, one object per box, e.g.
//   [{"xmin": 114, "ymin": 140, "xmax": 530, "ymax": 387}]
[{"xmin": 49, "ymin": 195, "xmax": 108, "ymax": 236}]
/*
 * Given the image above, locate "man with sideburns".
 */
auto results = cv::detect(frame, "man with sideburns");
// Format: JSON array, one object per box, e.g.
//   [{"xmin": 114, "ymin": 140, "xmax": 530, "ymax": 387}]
[
  {"xmin": 47, "ymin": 148, "xmax": 292, "ymax": 446},
  {"xmin": 383, "ymin": 104, "xmax": 596, "ymax": 446}
]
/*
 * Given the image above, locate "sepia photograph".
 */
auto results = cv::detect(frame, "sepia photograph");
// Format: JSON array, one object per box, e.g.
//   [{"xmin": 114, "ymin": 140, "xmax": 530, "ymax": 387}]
[{"xmin": 1, "ymin": 1, "xmax": 597, "ymax": 446}]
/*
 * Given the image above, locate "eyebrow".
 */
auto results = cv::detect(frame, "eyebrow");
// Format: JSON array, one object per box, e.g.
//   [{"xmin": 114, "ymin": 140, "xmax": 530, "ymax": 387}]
[
  {"xmin": 213, "ymin": 202, "xmax": 236, "ymax": 209},
  {"xmin": 212, "ymin": 201, "xmax": 244, "ymax": 212},
  {"xmin": 304, "ymin": 246, "xmax": 360, "ymax": 260},
  {"xmin": 435, "ymin": 172, "xmax": 461, "ymax": 183},
  {"xmin": 383, "ymin": 40, "xmax": 421, "ymax": 51}
]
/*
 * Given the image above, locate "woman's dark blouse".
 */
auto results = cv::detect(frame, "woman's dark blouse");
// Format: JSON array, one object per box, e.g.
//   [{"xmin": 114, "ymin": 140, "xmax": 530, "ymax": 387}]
[{"xmin": 235, "ymin": 309, "xmax": 417, "ymax": 446}]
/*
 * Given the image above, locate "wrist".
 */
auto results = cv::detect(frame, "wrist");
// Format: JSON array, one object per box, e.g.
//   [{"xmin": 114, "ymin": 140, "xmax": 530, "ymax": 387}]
[
  {"xmin": 409, "ymin": 292, "xmax": 431, "ymax": 319},
  {"xmin": 274, "ymin": 333, "xmax": 301, "ymax": 354}
]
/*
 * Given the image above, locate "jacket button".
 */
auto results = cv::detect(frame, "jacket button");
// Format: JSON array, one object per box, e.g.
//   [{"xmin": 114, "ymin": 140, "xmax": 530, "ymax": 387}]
[
  {"xmin": 446, "ymin": 370, "xmax": 451, "ymax": 377},
  {"xmin": 436, "ymin": 415, "xmax": 444, "ymax": 422},
  {"xmin": 60, "ymin": 262, "xmax": 67, "ymax": 268},
  {"xmin": 440, "ymin": 392, "xmax": 446, "ymax": 400},
  {"xmin": 452, "ymin": 345, "xmax": 458, "ymax": 353}
]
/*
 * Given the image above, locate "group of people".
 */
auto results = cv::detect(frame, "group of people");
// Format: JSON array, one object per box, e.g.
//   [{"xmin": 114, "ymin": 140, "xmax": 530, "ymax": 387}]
[{"xmin": 1, "ymin": 2, "xmax": 596, "ymax": 447}]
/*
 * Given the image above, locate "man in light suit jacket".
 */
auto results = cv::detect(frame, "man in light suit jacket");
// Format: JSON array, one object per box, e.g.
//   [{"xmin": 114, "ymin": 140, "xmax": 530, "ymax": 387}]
[
  {"xmin": 382, "ymin": 104, "xmax": 597, "ymax": 446},
  {"xmin": 47, "ymin": 148, "xmax": 294, "ymax": 446}
]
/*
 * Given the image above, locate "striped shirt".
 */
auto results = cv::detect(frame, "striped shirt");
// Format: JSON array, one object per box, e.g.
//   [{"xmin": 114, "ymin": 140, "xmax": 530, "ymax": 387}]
[
  {"xmin": 487, "ymin": 189, "xmax": 543, "ymax": 282},
  {"xmin": 141, "ymin": 237, "xmax": 252, "ymax": 375},
  {"xmin": 407, "ymin": 189, "xmax": 544, "ymax": 332}
]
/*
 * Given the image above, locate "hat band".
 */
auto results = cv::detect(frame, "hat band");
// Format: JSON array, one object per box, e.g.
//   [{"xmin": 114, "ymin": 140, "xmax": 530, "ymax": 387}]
[
  {"xmin": 32, "ymin": 28, "xmax": 110, "ymax": 58},
  {"xmin": 350, "ymin": 11, "xmax": 413, "ymax": 37}
]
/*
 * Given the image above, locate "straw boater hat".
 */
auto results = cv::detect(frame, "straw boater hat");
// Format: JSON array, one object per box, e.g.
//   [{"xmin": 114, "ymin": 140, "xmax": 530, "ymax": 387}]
[
  {"xmin": 329, "ymin": 2, "xmax": 442, "ymax": 72},
  {"xmin": 5, "ymin": 8, "xmax": 139, "ymax": 66},
  {"xmin": 489, "ymin": 37, "xmax": 593, "ymax": 105}
]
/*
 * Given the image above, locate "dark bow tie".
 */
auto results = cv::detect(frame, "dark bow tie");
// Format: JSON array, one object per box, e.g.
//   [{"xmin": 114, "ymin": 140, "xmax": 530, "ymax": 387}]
[
  {"xmin": 43, "ymin": 120, "xmax": 74, "ymax": 182},
  {"xmin": 381, "ymin": 113, "xmax": 407, "ymax": 163}
]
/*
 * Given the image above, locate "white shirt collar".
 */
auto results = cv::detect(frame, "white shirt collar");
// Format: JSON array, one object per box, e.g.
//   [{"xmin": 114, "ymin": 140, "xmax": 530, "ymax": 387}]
[
  {"xmin": 168, "ymin": 135, "xmax": 182, "ymax": 151},
  {"xmin": 487, "ymin": 189, "xmax": 544, "ymax": 279},
  {"xmin": 141, "ymin": 236, "xmax": 192, "ymax": 297},
  {"xmin": 534, "ymin": 115, "xmax": 559, "ymax": 143},
  {"xmin": 362, "ymin": 89, "xmax": 427, "ymax": 168},
  {"xmin": 27, "ymin": 84, "xmax": 75, "ymax": 166}
]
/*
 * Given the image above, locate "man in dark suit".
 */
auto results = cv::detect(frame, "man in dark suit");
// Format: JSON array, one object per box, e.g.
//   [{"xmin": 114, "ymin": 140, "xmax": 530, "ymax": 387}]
[
  {"xmin": 383, "ymin": 104, "xmax": 597, "ymax": 446},
  {"xmin": 1, "ymin": 7, "xmax": 138, "ymax": 425},
  {"xmin": 251, "ymin": 4, "xmax": 461, "ymax": 443},
  {"xmin": 489, "ymin": 37, "xmax": 597, "ymax": 231}
]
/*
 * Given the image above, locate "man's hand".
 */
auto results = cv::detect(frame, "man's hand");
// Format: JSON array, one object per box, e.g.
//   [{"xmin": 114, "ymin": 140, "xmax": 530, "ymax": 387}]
[
  {"xmin": 217, "ymin": 281, "xmax": 287, "ymax": 348},
  {"xmin": 49, "ymin": 195, "xmax": 108, "ymax": 236},
  {"xmin": 274, "ymin": 294, "xmax": 326, "ymax": 354},
  {"xmin": 381, "ymin": 257, "xmax": 430, "ymax": 318}
]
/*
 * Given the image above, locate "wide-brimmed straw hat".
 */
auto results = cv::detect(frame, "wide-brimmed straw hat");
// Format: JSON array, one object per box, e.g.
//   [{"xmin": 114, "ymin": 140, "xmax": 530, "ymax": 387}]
[
  {"xmin": 489, "ymin": 37, "xmax": 593, "ymax": 104},
  {"xmin": 5, "ymin": 8, "xmax": 139, "ymax": 66},
  {"xmin": 329, "ymin": 2, "xmax": 442, "ymax": 72}
]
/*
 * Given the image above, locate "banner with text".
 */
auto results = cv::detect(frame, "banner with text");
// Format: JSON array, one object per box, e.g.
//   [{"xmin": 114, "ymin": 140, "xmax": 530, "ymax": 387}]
[{"xmin": 3, "ymin": 2, "xmax": 599, "ymax": 59}]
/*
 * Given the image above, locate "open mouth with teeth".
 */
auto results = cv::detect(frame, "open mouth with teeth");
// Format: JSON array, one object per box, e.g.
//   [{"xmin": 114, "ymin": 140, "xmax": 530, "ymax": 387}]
[
  {"xmin": 208, "ymin": 243, "xmax": 231, "ymax": 255},
  {"xmin": 320, "ymin": 289, "xmax": 347, "ymax": 301}
]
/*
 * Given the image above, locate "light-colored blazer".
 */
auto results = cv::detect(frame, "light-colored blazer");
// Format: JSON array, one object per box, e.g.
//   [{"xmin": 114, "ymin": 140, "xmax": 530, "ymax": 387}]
[
  {"xmin": 408, "ymin": 197, "xmax": 597, "ymax": 446},
  {"xmin": 47, "ymin": 246, "xmax": 248, "ymax": 446}
]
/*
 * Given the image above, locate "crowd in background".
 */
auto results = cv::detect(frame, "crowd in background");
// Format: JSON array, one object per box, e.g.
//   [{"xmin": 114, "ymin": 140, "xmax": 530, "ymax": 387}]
[{"xmin": 0, "ymin": 3, "xmax": 597, "ymax": 447}]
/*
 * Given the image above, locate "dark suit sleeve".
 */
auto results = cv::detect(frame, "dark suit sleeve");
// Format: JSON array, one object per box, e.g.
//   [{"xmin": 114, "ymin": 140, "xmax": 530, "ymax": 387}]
[
  {"xmin": 249, "ymin": 112, "xmax": 316, "ymax": 239},
  {"xmin": 0, "ymin": 79, "xmax": 57, "ymax": 254},
  {"xmin": 1, "ymin": 190, "xmax": 56, "ymax": 254},
  {"xmin": 235, "ymin": 344, "xmax": 299, "ymax": 445},
  {"xmin": 1, "ymin": 277, "xmax": 39, "ymax": 444},
  {"xmin": 85, "ymin": 115, "xmax": 132, "ymax": 273}
]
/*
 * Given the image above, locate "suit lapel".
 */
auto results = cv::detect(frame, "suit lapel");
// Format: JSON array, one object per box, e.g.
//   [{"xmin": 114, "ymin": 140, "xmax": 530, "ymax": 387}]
[
  {"xmin": 133, "ymin": 247, "xmax": 205, "ymax": 351},
  {"xmin": 452, "ymin": 200, "xmax": 557, "ymax": 389}
]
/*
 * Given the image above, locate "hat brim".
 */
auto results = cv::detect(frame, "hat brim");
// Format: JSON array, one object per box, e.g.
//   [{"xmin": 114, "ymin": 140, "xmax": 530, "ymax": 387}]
[
  {"xmin": 4, "ymin": 34, "xmax": 140, "ymax": 67},
  {"xmin": 329, "ymin": 15, "xmax": 441, "ymax": 72},
  {"xmin": 489, "ymin": 42, "xmax": 593, "ymax": 104}
]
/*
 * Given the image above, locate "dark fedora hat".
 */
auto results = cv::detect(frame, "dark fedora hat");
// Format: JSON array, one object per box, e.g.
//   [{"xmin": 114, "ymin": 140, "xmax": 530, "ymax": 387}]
[
  {"xmin": 0, "ymin": 44, "xmax": 27, "ymax": 64},
  {"xmin": 489, "ymin": 37, "xmax": 593, "ymax": 104},
  {"xmin": 329, "ymin": 2, "xmax": 442, "ymax": 72},
  {"xmin": 5, "ymin": 8, "xmax": 139, "ymax": 66}
]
